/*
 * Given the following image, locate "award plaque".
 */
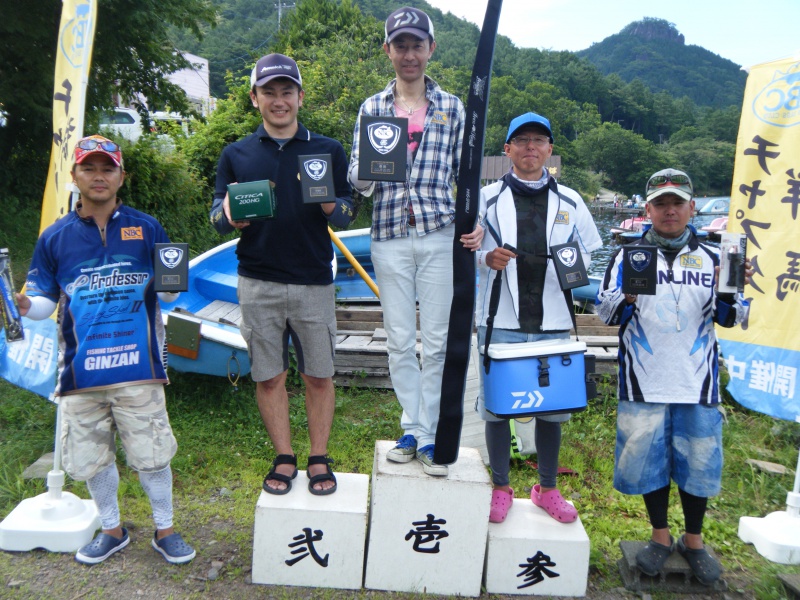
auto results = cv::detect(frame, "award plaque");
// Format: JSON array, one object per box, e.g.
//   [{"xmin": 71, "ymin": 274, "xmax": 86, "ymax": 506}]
[
  {"xmin": 298, "ymin": 154, "xmax": 335, "ymax": 204},
  {"xmin": 622, "ymin": 245, "xmax": 658, "ymax": 295},
  {"xmin": 227, "ymin": 180, "xmax": 276, "ymax": 221},
  {"xmin": 357, "ymin": 115, "xmax": 408, "ymax": 182},
  {"xmin": 154, "ymin": 243, "xmax": 189, "ymax": 292},
  {"xmin": 550, "ymin": 241, "xmax": 589, "ymax": 290},
  {"xmin": 0, "ymin": 248, "xmax": 24, "ymax": 342}
]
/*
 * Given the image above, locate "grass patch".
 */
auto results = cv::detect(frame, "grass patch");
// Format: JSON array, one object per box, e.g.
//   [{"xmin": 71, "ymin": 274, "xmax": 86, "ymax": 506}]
[{"xmin": 1, "ymin": 370, "xmax": 800, "ymax": 597}]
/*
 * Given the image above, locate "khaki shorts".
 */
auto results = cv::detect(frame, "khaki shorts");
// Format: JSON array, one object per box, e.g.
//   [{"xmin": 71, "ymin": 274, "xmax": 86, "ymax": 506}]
[
  {"xmin": 238, "ymin": 276, "xmax": 336, "ymax": 381},
  {"xmin": 60, "ymin": 383, "xmax": 178, "ymax": 481}
]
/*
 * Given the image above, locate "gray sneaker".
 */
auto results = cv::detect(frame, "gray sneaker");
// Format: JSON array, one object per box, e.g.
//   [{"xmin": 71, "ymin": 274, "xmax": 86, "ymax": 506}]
[
  {"xmin": 416, "ymin": 444, "xmax": 448, "ymax": 477},
  {"xmin": 387, "ymin": 434, "xmax": 417, "ymax": 463}
]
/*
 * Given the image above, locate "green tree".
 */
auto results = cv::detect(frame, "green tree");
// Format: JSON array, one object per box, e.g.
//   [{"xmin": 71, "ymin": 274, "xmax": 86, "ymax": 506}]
[
  {"xmin": 0, "ymin": 0, "xmax": 217, "ymax": 196},
  {"xmin": 575, "ymin": 122, "xmax": 665, "ymax": 193},
  {"xmin": 667, "ymin": 137, "xmax": 735, "ymax": 194}
]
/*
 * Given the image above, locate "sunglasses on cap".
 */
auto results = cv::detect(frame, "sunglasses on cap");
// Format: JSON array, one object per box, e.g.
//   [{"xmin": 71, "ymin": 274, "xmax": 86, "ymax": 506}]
[
  {"xmin": 77, "ymin": 138, "xmax": 121, "ymax": 152},
  {"xmin": 647, "ymin": 173, "xmax": 692, "ymax": 190}
]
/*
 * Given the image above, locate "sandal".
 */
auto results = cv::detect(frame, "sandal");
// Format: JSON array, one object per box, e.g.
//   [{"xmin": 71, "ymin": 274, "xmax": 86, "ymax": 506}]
[
  {"xmin": 307, "ymin": 455, "xmax": 337, "ymax": 496},
  {"xmin": 489, "ymin": 488, "xmax": 514, "ymax": 523},
  {"xmin": 635, "ymin": 536, "xmax": 674, "ymax": 576},
  {"xmin": 262, "ymin": 454, "xmax": 298, "ymax": 495},
  {"xmin": 676, "ymin": 534, "xmax": 722, "ymax": 585},
  {"xmin": 531, "ymin": 484, "xmax": 578, "ymax": 523}
]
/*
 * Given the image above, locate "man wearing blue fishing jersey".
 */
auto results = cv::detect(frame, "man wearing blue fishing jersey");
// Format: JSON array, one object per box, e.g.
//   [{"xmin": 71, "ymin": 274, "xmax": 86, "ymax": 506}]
[{"xmin": 16, "ymin": 135, "xmax": 195, "ymax": 566}]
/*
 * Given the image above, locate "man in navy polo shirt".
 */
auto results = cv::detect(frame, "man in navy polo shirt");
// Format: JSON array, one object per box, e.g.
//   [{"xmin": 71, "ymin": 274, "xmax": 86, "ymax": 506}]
[
  {"xmin": 211, "ymin": 53, "xmax": 353, "ymax": 496},
  {"xmin": 17, "ymin": 135, "xmax": 195, "ymax": 565}
]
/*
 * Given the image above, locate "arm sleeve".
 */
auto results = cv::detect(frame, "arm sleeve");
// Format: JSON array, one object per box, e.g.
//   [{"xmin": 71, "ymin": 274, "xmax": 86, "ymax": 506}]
[
  {"xmin": 451, "ymin": 99, "xmax": 466, "ymax": 180},
  {"xmin": 24, "ymin": 295, "xmax": 57, "ymax": 321},
  {"xmin": 714, "ymin": 291, "xmax": 748, "ymax": 328},
  {"xmin": 325, "ymin": 143, "xmax": 355, "ymax": 229},
  {"xmin": 210, "ymin": 149, "xmax": 236, "ymax": 235},
  {"xmin": 475, "ymin": 187, "xmax": 494, "ymax": 271},
  {"xmin": 157, "ymin": 291, "xmax": 180, "ymax": 304},
  {"xmin": 595, "ymin": 249, "xmax": 630, "ymax": 326},
  {"xmin": 348, "ymin": 103, "xmax": 377, "ymax": 196}
]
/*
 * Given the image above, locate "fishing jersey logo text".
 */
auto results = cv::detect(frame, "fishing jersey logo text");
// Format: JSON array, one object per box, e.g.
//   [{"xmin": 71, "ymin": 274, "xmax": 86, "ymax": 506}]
[
  {"xmin": 121, "ymin": 227, "xmax": 143, "ymax": 240},
  {"xmin": 680, "ymin": 255, "xmax": 703, "ymax": 269},
  {"xmin": 89, "ymin": 269, "xmax": 148, "ymax": 290},
  {"xmin": 555, "ymin": 211, "xmax": 570, "ymax": 225}
]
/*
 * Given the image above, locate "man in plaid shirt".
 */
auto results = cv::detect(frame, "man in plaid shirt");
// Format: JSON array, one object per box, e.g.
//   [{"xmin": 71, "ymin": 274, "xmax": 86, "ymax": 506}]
[{"xmin": 349, "ymin": 6, "xmax": 483, "ymax": 477}]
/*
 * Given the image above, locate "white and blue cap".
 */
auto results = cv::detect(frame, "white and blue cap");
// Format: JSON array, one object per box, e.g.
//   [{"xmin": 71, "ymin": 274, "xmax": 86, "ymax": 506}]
[
  {"xmin": 251, "ymin": 53, "xmax": 303, "ymax": 89},
  {"xmin": 506, "ymin": 112, "xmax": 554, "ymax": 144},
  {"xmin": 385, "ymin": 6, "xmax": 435, "ymax": 43}
]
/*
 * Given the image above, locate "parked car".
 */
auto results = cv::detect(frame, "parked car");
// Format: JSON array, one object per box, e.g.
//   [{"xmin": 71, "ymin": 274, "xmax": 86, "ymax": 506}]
[{"xmin": 99, "ymin": 107, "xmax": 144, "ymax": 142}]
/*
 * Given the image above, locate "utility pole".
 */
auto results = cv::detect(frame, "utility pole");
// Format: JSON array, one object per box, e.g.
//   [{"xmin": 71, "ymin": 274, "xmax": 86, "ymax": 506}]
[{"xmin": 275, "ymin": 2, "xmax": 296, "ymax": 30}]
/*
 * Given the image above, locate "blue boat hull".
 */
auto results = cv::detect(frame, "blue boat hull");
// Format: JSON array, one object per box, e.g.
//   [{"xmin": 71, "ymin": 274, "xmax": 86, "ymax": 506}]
[{"xmin": 160, "ymin": 229, "xmax": 601, "ymax": 376}]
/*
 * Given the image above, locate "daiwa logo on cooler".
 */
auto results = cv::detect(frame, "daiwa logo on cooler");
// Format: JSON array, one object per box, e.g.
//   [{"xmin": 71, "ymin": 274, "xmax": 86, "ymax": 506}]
[
  {"xmin": 89, "ymin": 269, "xmax": 148, "ymax": 290},
  {"xmin": 753, "ymin": 61, "xmax": 800, "ymax": 127},
  {"xmin": 511, "ymin": 390, "xmax": 545, "ymax": 410},
  {"xmin": 235, "ymin": 193, "xmax": 264, "ymax": 204}
]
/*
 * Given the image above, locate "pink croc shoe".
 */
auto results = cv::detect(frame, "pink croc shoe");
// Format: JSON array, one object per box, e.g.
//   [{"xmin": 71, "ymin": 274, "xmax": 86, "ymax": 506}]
[
  {"xmin": 489, "ymin": 487, "xmax": 514, "ymax": 523},
  {"xmin": 531, "ymin": 484, "xmax": 578, "ymax": 523}
]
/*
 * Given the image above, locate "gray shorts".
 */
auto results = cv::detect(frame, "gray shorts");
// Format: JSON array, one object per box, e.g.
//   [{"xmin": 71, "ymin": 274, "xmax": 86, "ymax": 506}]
[
  {"xmin": 238, "ymin": 276, "xmax": 336, "ymax": 381},
  {"xmin": 60, "ymin": 383, "xmax": 178, "ymax": 481}
]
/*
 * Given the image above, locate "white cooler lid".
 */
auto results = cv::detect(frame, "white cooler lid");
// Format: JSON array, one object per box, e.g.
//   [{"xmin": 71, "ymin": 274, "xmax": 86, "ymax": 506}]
[{"xmin": 482, "ymin": 338, "xmax": 587, "ymax": 360}]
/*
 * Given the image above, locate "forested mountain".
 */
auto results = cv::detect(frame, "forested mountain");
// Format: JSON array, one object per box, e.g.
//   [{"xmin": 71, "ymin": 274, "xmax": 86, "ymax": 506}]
[
  {"xmin": 2, "ymin": 0, "xmax": 747, "ymax": 228},
  {"xmin": 577, "ymin": 18, "xmax": 747, "ymax": 108}
]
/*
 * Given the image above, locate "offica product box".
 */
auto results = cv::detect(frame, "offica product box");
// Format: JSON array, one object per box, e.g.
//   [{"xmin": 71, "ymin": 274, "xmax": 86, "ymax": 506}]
[
  {"xmin": 227, "ymin": 180, "xmax": 276, "ymax": 221},
  {"xmin": 154, "ymin": 243, "xmax": 189, "ymax": 292},
  {"xmin": 622, "ymin": 245, "xmax": 658, "ymax": 295},
  {"xmin": 0, "ymin": 248, "xmax": 24, "ymax": 342},
  {"xmin": 357, "ymin": 116, "xmax": 408, "ymax": 182},
  {"xmin": 480, "ymin": 339, "xmax": 587, "ymax": 418}
]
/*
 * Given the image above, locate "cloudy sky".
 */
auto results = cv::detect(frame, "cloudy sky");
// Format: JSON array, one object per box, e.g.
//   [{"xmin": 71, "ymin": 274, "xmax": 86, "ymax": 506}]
[{"xmin": 426, "ymin": 0, "xmax": 799, "ymax": 69}]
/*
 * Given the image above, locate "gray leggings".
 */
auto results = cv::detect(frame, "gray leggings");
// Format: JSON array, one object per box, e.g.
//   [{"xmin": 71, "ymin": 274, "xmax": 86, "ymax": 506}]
[{"xmin": 486, "ymin": 418, "xmax": 562, "ymax": 488}]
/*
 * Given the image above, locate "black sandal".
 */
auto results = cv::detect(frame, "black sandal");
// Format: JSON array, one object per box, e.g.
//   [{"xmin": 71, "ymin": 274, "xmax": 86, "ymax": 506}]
[
  {"xmin": 262, "ymin": 454, "xmax": 298, "ymax": 495},
  {"xmin": 676, "ymin": 534, "xmax": 722, "ymax": 586},
  {"xmin": 306, "ymin": 455, "xmax": 337, "ymax": 496},
  {"xmin": 635, "ymin": 536, "xmax": 674, "ymax": 576}
]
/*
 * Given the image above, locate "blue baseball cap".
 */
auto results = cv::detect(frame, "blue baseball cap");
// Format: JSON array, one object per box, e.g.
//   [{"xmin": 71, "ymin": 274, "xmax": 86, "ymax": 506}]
[{"xmin": 506, "ymin": 112, "xmax": 554, "ymax": 144}]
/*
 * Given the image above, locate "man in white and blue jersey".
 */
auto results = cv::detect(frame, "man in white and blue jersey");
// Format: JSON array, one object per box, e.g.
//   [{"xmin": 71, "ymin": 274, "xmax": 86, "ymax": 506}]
[
  {"xmin": 16, "ymin": 135, "xmax": 194, "ymax": 566},
  {"xmin": 597, "ymin": 168, "xmax": 751, "ymax": 585}
]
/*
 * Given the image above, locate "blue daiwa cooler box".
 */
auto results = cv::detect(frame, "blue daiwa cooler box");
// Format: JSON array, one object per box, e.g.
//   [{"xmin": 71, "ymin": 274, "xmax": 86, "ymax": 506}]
[{"xmin": 480, "ymin": 339, "xmax": 588, "ymax": 418}]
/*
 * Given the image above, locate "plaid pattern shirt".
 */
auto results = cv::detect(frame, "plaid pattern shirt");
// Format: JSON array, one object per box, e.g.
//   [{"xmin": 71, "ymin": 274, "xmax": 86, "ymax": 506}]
[{"xmin": 349, "ymin": 77, "xmax": 465, "ymax": 241}]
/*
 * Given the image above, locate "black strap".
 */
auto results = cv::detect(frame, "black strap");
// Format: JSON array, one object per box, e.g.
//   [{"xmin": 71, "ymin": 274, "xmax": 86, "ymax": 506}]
[
  {"xmin": 483, "ymin": 268, "xmax": 503, "ymax": 374},
  {"xmin": 434, "ymin": 0, "xmax": 503, "ymax": 465}
]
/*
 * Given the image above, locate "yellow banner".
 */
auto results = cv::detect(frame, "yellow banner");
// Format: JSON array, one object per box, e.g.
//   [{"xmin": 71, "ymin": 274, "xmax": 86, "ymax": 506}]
[
  {"xmin": 39, "ymin": 0, "xmax": 97, "ymax": 233},
  {"xmin": 718, "ymin": 56, "xmax": 800, "ymax": 422}
]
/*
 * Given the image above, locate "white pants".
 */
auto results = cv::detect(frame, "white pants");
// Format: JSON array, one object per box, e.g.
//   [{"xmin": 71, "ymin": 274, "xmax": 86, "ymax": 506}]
[{"xmin": 371, "ymin": 225, "xmax": 455, "ymax": 447}]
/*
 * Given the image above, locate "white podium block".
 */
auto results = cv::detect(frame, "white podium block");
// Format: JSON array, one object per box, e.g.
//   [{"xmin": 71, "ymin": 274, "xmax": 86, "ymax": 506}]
[
  {"xmin": 364, "ymin": 441, "xmax": 491, "ymax": 597},
  {"xmin": 252, "ymin": 471, "xmax": 369, "ymax": 589},
  {"xmin": 485, "ymin": 498, "xmax": 590, "ymax": 596}
]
